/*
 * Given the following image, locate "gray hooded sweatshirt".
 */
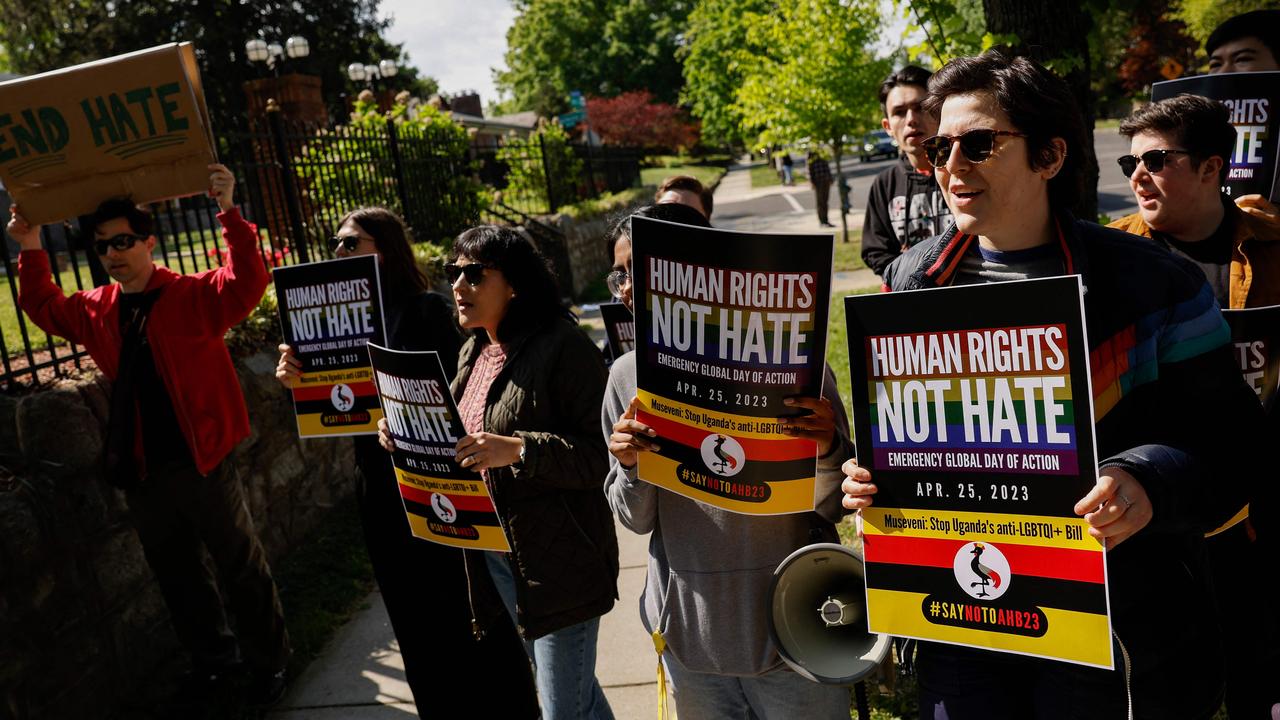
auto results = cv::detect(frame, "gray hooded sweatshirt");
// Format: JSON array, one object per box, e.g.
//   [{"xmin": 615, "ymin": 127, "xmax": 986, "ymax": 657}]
[{"xmin": 601, "ymin": 351, "xmax": 853, "ymax": 676}]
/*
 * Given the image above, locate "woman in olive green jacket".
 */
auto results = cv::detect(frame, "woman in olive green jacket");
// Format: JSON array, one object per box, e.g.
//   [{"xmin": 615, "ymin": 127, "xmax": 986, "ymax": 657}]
[{"xmin": 383, "ymin": 225, "xmax": 618, "ymax": 720}]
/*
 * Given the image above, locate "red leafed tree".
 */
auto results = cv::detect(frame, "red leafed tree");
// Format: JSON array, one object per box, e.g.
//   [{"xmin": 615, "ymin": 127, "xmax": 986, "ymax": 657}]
[
  {"xmin": 1116, "ymin": 0, "xmax": 1199, "ymax": 94},
  {"xmin": 585, "ymin": 91, "xmax": 700, "ymax": 148}
]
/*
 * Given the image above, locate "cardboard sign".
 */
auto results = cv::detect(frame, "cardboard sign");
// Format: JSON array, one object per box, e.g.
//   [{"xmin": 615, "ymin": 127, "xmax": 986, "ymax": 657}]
[
  {"xmin": 600, "ymin": 301, "xmax": 636, "ymax": 361},
  {"xmin": 632, "ymin": 216, "xmax": 833, "ymax": 515},
  {"xmin": 368, "ymin": 344, "xmax": 511, "ymax": 551},
  {"xmin": 845, "ymin": 276, "xmax": 1112, "ymax": 669},
  {"xmin": 273, "ymin": 255, "xmax": 387, "ymax": 437},
  {"xmin": 1151, "ymin": 72, "xmax": 1280, "ymax": 202},
  {"xmin": 1224, "ymin": 304, "xmax": 1280, "ymax": 413},
  {"xmin": 0, "ymin": 42, "xmax": 216, "ymax": 224}
]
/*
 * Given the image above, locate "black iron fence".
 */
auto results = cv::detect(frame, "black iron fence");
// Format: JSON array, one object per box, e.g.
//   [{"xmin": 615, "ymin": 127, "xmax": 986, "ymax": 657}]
[{"xmin": 1, "ymin": 112, "xmax": 642, "ymax": 389}]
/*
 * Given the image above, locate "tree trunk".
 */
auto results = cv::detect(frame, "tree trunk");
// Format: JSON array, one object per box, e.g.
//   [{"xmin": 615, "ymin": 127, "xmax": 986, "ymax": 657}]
[
  {"xmin": 834, "ymin": 142, "xmax": 849, "ymax": 241},
  {"xmin": 983, "ymin": 0, "xmax": 1099, "ymax": 222}
]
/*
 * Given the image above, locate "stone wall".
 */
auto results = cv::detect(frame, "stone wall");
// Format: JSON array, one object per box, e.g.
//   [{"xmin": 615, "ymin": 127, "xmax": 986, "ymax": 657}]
[
  {"xmin": 0, "ymin": 352, "xmax": 355, "ymax": 720},
  {"xmin": 540, "ymin": 197, "xmax": 649, "ymax": 299}
]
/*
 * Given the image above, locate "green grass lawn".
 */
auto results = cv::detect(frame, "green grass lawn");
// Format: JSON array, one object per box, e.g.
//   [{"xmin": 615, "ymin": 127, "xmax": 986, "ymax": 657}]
[
  {"xmin": 640, "ymin": 164, "xmax": 727, "ymax": 190},
  {"xmin": 750, "ymin": 162, "xmax": 807, "ymax": 188},
  {"xmin": 834, "ymin": 232, "xmax": 867, "ymax": 272}
]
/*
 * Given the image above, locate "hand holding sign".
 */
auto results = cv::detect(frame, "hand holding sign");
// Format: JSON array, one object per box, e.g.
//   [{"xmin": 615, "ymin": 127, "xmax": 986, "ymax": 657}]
[
  {"xmin": 840, "ymin": 458, "xmax": 877, "ymax": 511},
  {"xmin": 454, "ymin": 432, "xmax": 524, "ymax": 471},
  {"xmin": 275, "ymin": 343, "xmax": 301, "ymax": 388},
  {"xmin": 208, "ymin": 163, "xmax": 235, "ymax": 212},
  {"xmin": 778, "ymin": 396, "xmax": 836, "ymax": 455},
  {"xmin": 1073, "ymin": 466, "xmax": 1152, "ymax": 549},
  {"xmin": 610, "ymin": 396, "xmax": 660, "ymax": 469},
  {"xmin": 5, "ymin": 205, "xmax": 41, "ymax": 250}
]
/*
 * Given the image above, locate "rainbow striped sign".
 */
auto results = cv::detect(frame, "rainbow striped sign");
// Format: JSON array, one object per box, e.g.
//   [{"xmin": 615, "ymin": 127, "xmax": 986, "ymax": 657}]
[
  {"xmin": 846, "ymin": 276, "xmax": 1112, "ymax": 668},
  {"xmin": 631, "ymin": 217, "xmax": 833, "ymax": 515},
  {"xmin": 368, "ymin": 344, "xmax": 509, "ymax": 551}
]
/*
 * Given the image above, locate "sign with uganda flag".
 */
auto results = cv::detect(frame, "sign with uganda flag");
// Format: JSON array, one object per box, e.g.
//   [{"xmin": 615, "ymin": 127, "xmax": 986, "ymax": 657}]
[
  {"xmin": 845, "ymin": 276, "xmax": 1113, "ymax": 669},
  {"xmin": 631, "ymin": 216, "xmax": 833, "ymax": 515},
  {"xmin": 273, "ymin": 255, "xmax": 386, "ymax": 437},
  {"xmin": 1151, "ymin": 72, "xmax": 1280, "ymax": 202},
  {"xmin": 368, "ymin": 345, "xmax": 510, "ymax": 551}
]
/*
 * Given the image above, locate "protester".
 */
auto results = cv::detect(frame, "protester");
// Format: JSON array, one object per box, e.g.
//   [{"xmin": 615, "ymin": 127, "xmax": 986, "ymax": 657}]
[
  {"xmin": 1109, "ymin": 96, "xmax": 1280, "ymax": 309},
  {"xmin": 602, "ymin": 204, "xmax": 855, "ymax": 719},
  {"xmin": 843, "ymin": 51, "xmax": 1265, "ymax": 719},
  {"xmin": 655, "ymin": 174, "xmax": 714, "ymax": 220},
  {"xmin": 1108, "ymin": 94, "xmax": 1280, "ymax": 720},
  {"xmin": 378, "ymin": 225, "xmax": 617, "ymax": 720},
  {"xmin": 1206, "ymin": 9, "xmax": 1279, "ymax": 74},
  {"xmin": 8, "ymin": 166, "xmax": 290, "ymax": 706},
  {"xmin": 273, "ymin": 208, "xmax": 537, "ymax": 717},
  {"xmin": 807, "ymin": 150, "xmax": 835, "ymax": 228},
  {"xmin": 861, "ymin": 65, "xmax": 954, "ymax": 277}
]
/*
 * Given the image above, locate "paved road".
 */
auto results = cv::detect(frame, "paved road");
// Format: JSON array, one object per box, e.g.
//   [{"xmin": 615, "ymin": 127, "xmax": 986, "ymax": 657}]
[{"xmin": 716, "ymin": 127, "xmax": 1139, "ymax": 227}]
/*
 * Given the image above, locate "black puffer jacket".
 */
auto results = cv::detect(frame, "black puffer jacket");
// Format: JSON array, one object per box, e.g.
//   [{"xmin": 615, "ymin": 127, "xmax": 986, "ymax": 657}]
[{"xmin": 456, "ymin": 316, "xmax": 619, "ymax": 640}]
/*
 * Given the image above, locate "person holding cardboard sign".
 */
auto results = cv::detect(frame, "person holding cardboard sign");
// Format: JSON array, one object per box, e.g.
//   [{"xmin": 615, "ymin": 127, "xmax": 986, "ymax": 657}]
[
  {"xmin": 840, "ymin": 51, "xmax": 1265, "ymax": 719},
  {"xmin": 7, "ymin": 164, "xmax": 290, "ymax": 707}
]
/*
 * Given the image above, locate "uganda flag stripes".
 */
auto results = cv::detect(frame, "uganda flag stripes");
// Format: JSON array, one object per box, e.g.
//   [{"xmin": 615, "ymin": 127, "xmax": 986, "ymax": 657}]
[
  {"xmin": 273, "ymin": 255, "xmax": 387, "ymax": 438},
  {"xmin": 845, "ymin": 276, "xmax": 1113, "ymax": 668},
  {"xmin": 368, "ymin": 344, "xmax": 510, "ymax": 551},
  {"xmin": 631, "ymin": 217, "xmax": 833, "ymax": 515}
]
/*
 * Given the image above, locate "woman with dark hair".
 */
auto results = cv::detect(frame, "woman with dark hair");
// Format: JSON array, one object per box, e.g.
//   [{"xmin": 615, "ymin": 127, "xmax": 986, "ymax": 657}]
[
  {"xmin": 275, "ymin": 209, "xmax": 538, "ymax": 717},
  {"xmin": 380, "ymin": 225, "xmax": 618, "ymax": 720},
  {"xmin": 841, "ymin": 51, "xmax": 1265, "ymax": 719}
]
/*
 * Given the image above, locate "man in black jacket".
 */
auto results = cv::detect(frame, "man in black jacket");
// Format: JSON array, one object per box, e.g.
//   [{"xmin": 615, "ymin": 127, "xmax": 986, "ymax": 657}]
[{"xmin": 861, "ymin": 65, "xmax": 953, "ymax": 277}]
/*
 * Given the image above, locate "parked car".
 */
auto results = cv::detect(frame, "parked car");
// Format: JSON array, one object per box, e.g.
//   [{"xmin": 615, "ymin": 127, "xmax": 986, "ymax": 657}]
[{"xmin": 857, "ymin": 129, "xmax": 897, "ymax": 162}]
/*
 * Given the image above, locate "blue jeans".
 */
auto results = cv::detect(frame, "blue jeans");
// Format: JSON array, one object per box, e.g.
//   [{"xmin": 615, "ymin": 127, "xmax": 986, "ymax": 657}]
[
  {"xmin": 486, "ymin": 552, "xmax": 615, "ymax": 720},
  {"xmin": 664, "ymin": 650, "xmax": 850, "ymax": 719}
]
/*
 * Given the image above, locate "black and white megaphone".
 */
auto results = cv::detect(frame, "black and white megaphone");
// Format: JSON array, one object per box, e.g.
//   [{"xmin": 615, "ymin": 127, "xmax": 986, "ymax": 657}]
[{"xmin": 767, "ymin": 542, "xmax": 891, "ymax": 685}]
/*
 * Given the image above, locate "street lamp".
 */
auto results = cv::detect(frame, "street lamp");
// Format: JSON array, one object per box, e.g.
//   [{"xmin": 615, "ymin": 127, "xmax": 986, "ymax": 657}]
[
  {"xmin": 346, "ymin": 58, "xmax": 397, "ymax": 87},
  {"xmin": 245, "ymin": 34, "xmax": 309, "ymax": 74}
]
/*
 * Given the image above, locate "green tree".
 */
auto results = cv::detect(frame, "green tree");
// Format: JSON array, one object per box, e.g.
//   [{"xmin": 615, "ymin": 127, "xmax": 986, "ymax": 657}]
[
  {"xmin": 679, "ymin": 0, "xmax": 771, "ymax": 148},
  {"xmin": 735, "ymin": 0, "xmax": 891, "ymax": 236},
  {"xmin": 495, "ymin": 0, "xmax": 693, "ymax": 118},
  {"xmin": 1173, "ymin": 0, "xmax": 1278, "ymax": 49},
  {"xmin": 0, "ymin": 0, "xmax": 436, "ymax": 132}
]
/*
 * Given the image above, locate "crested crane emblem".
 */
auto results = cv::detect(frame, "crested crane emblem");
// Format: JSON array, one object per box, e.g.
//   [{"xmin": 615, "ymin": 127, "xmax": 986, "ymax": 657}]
[
  {"xmin": 699, "ymin": 433, "xmax": 745, "ymax": 478},
  {"xmin": 330, "ymin": 383, "xmax": 356, "ymax": 412},
  {"xmin": 952, "ymin": 541, "xmax": 1011, "ymax": 600}
]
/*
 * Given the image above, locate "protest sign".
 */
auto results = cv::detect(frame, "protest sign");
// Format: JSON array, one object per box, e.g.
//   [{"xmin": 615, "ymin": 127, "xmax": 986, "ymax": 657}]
[
  {"xmin": 368, "ymin": 344, "xmax": 510, "ymax": 551},
  {"xmin": 600, "ymin": 301, "xmax": 636, "ymax": 361},
  {"xmin": 845, "ymin": 276, "xmax": 1111, "ymax": 668},
  {"xmin": 631, "ymin": 216, "xmax": 832, "ymax": 515},
  {"xmin": 1152, "ymin": 72, "xmax": 1280, "ymax": 202},
  {"xmin": 1224, "ymin": 304, "xmax": 1280, "ymax": 412},
  {"xmin": 273, "ymin": 255, "xmax": 386, "ymax": 437},
  {"xmin": 0, "ymin": 43, "xmax": 217, "ymax": 224}
]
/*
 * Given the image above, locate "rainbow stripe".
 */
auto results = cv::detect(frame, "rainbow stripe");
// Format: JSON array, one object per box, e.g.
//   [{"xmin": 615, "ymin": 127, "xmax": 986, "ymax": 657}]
[{"xmin": 1091, "ymin": 284, "xmax": 1229, "ymax": 420}]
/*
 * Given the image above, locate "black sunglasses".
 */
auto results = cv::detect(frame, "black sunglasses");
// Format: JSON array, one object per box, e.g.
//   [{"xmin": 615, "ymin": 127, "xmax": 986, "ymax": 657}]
[
  {"xmin": 327, "ymin": 234, "xmax": 363, "ymax": 253},
  {"xmin": 94, "ymin": 233, "xmax": 147, "ymax": 255},
  {"xmin": 1116, "ymin": 149, "xmax": 1191, "ymax": 178},
  {"xmin": 922, "ymin": 129, "xmax": 1027, "ymax": 169},
  {"xmin": 444, "ymin": 262, "xmax": 489, "ymax": 285}
]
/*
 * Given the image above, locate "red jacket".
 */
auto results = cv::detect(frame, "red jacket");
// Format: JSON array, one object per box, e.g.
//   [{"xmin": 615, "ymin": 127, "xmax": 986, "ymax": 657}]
[{"xmin": 18, "ymin": 208, "xmax": 270, "ymax": 475}]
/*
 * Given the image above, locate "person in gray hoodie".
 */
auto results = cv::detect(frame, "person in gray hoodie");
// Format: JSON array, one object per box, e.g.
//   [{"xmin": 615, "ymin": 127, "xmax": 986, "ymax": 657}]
[{"xmin": 600, "ymin": 204, "xmax": 854, "ymax": 719}]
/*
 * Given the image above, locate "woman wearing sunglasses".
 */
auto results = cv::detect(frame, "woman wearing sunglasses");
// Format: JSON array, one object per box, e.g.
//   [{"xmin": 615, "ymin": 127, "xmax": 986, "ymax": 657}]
[
  {"xmin": 381, "ymin": 225, "xmax": 617, "ymax": 720},
  {"xmin": 842, "ymin": 51, "xmax": 1265, "ymax": 719},
  {"xmin": 275, "ymin": 209, "xmax": 538, "ymax": 718}
]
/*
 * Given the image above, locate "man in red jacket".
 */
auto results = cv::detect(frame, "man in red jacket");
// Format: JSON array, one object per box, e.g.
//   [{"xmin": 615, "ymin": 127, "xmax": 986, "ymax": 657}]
[{"xmin": 6, "ymin": 165, "xmax": 289, "ymax": 706}]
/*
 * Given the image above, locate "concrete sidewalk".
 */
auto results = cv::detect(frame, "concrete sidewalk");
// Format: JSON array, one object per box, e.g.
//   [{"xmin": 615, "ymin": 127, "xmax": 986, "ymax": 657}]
[
  {"xmin": 270, "ymin": 517, "xmax": 660, "ymax": 719},
  {"xmin": 270, "ymin": 162, "xmax": 880, "ymax": 719}
]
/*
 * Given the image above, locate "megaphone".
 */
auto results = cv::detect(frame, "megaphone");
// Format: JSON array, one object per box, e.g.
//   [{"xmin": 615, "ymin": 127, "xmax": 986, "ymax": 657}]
[{"xmin": 767, "ymin": 542, "xmax": 891, "ymax": 685}]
